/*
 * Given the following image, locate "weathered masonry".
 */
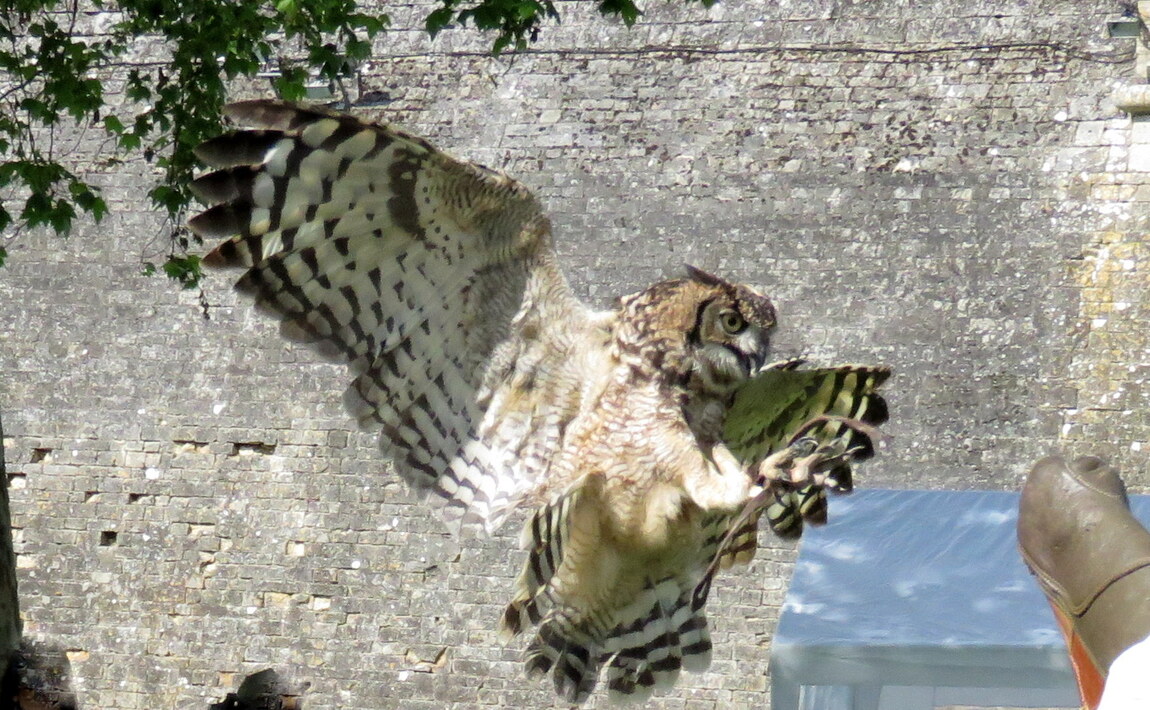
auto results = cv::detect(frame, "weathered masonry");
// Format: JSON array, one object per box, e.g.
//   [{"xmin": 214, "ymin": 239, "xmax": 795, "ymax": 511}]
[{"xmin": 2, "ymin": 1, "xmax": 1149, "ymax": 707}]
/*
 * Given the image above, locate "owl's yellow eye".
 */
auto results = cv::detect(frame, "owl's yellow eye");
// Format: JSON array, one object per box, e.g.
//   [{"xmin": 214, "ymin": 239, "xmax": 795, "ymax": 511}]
[{"xmin": 719, "ymin": 310, "xmax": 746, "ymax": 334}]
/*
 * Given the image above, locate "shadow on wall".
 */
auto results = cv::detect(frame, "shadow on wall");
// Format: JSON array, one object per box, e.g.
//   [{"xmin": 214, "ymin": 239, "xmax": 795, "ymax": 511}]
[
  {"xmin": 3, "ymin": 641, "xmax": 78, "ymax": 710},
  {"xmin": 207, "ymin": 668, "xmax": 307, "ymax": 710}
]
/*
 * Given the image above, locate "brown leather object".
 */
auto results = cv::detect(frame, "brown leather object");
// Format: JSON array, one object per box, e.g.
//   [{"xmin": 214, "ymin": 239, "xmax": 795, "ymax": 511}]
[{"xmin": 1018, "ymin": 455, "xmax": 1150, "ymax": 683}]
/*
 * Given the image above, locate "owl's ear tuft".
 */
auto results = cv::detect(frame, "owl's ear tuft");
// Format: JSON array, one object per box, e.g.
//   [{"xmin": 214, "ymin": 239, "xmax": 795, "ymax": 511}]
[{"xmin": 684, "ymin": 264, "xmax": 726, "ymax": 287}]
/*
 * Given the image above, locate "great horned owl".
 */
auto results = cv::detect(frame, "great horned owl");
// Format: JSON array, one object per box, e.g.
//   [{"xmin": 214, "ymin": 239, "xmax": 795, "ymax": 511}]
[{"xmin": 189, "ymin": 100, "xmax": 889, "ymax": 704}]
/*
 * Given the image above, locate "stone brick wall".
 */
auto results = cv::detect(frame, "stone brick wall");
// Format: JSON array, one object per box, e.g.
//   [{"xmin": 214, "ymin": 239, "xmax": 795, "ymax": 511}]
[{"xmin": 1, "ymin": 0, "xmax": 1147, "ymax": 707}]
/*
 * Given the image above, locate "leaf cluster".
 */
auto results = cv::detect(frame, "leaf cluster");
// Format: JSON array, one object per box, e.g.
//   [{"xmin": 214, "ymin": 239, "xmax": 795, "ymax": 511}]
[
  {"xmin": 0, "ymin": 0, "xmax": 673, "ymax": 286},
  {"xmin": 0, "ymin": 0, "xmax": 386, "ymax": 287}
]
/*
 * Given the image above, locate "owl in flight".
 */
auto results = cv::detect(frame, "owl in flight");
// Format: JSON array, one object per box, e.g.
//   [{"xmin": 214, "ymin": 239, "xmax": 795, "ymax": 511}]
[{"xmin": 189, "ymin": 100, "xmax": 889, "ymax": 704}]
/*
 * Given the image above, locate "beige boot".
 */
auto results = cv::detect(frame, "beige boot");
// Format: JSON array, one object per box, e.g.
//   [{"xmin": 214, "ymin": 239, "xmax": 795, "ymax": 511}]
[{"xmin": 1018, "ymin": 455, "xmax": 1150, "ymax": 709}]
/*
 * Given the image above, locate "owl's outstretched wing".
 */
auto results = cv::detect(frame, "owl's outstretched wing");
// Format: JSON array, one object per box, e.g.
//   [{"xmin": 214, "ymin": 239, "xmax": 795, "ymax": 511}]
[{"xmin": 189, "ymin": 100, "xmax": 599, "ymax": 533}]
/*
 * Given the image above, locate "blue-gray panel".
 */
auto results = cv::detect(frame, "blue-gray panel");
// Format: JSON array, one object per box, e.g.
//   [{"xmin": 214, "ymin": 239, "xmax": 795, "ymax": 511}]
[{"xmin": 770, "ymin": 489, "xmax": 1150, "ymax": 703}]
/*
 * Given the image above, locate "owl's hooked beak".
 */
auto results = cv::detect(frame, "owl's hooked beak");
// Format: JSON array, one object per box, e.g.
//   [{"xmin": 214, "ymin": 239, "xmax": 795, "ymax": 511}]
[
  {"xmin": 737, "ymin": 327, "xmax": 772, "ymax": 376},
  {"xmin": 726, "ymin": 346, "xmax": 763, "ymax": 376},
  {"xmin": 748, "ymin": 348, "xmax": 769, "ymax": 374}
]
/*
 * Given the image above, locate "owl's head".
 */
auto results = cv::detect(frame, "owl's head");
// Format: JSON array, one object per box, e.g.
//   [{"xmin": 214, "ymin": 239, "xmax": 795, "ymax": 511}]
[{"xmin": 615, "ymin": 265, "xmax": 777, "ymax": 395}]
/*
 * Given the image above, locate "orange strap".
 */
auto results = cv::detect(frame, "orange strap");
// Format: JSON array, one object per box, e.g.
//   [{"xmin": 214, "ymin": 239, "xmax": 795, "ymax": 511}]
[{"xmin": 1049, "ymin": 599, "xmax": 1105, "ymax": 710}]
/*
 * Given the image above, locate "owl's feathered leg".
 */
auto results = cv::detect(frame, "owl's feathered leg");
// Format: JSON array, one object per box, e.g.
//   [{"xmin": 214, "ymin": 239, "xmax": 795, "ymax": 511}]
[
  {"xmin": 501, "ymin": 485, "xmax": 587, "ymax": 642},
  {"xmin": 500, "ymin": 476, "xmax": 623, "ymax": 704},
  {"xmin": 503, "ymin": 466, "xmax": 723, "ymax": 705}
]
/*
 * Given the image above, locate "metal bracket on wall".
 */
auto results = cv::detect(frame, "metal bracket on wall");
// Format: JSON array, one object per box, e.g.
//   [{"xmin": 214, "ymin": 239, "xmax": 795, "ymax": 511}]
[{"xmin": 1112, "ymin": 2, "xmax": 1150, "ymax": 116}]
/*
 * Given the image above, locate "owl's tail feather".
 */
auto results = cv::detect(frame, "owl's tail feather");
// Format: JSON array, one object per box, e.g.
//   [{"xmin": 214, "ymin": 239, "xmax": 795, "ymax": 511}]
[
  {"xmin": 503, "ymin": 477, "xmax": 715, "ymax": 704},
  {"xmin": 516, "ymin": 576, "xmax": 714, "ymax": 706},
  {"xmin": 524, "ymin": 609, "xmax": 608, "ymax": 704},
  {"xmin": 602, "ymin": 580, "xmax": 712, "ymax": 704}
]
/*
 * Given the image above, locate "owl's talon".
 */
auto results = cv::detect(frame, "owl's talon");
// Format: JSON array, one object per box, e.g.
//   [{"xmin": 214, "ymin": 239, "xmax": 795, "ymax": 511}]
[
  {"xmin": 752, "ymin": 414, "xmax": 885, "ymax": 509},
  {"xmin": 755, "ymin": 441, "xmax": 841, "ymax": 488},
  {"xmin": 753, "ymin": 450, "xmax": 791, "ymax": 487}
]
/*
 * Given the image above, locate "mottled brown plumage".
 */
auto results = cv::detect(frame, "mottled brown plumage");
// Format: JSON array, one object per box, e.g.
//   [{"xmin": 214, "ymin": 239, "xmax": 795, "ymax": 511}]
[{"xmin": 190, "ymin": 100, "xmax": 889, "ymax": 705}]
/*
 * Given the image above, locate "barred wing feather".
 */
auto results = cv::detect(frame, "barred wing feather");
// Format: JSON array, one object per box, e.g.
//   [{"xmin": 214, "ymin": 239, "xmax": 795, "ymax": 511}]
[
  {"xmin": 189, "ymin": 100, "xmax": 594, "ymax": 533},
  {"xmin": 725, "ymin": 361, "xmax": 890, "ymax": 468}
]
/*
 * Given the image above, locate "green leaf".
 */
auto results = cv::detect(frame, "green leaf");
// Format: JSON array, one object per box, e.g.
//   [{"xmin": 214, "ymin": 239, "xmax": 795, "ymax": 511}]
[
  {"xmin": 119, "ymin": 132, "xmax": 141, "ymax": 151},
  {"xmin": 598, "ymin": 0, "xmax": 642, "ymax": 25},
  {"xmin": 274, "ymin": 66, "xmax": 309, "ymax": 101},
  {"xmin": 19, "ymin": 97, "xmax": 56, "ymax": 123},
  {"xmin": 425, "ymin": 7, "xmax": 455, "ymax": 36},
  {"xmin": 357, "ymin": 13, "xmax": 389, "ymax": 35},
  {"xmin": 125, "ymin": 70, "xmax": 152, "ymax": 101},
  {"xmin": 69, "ymin": 181, "xmax": 108, "ymax": 221},
  {"xmin": 345, "ymin": 37, "xmax": 370, "ymax": 61},
  {"xmin": 103, "ymin": 114, "xmax": 125, "ymax": 134},
  {"xmin": 21, "ymin": 192, "xmax": 76, "ymax": 234},
  {"xmin": 161, "ymin": 254, "xmax": 204, "ymax": 289},
  {"xmin": 149, "ymin": 184, "xmax": 186, "ymax": 217}
]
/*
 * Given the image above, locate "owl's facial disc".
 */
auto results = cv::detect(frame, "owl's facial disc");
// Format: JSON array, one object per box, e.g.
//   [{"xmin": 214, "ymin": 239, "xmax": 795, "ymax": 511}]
[{"xmin": 690, "ymin": 297, "xmax": 774, "ymax": 394}]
